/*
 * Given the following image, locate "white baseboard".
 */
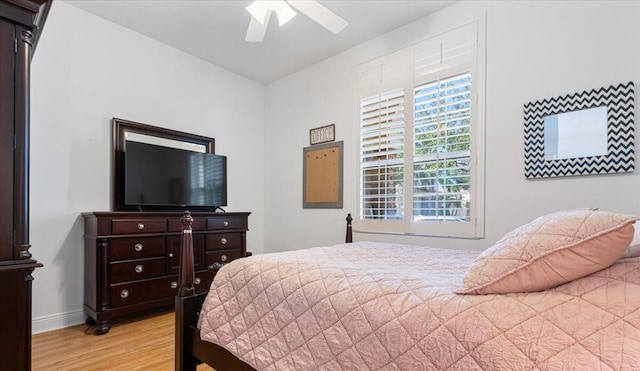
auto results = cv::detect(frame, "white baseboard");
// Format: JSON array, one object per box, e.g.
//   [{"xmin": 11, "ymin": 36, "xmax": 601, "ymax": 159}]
[{"xmin": 32, "ymin": 310, "xmax": 86, "ymax": 334}]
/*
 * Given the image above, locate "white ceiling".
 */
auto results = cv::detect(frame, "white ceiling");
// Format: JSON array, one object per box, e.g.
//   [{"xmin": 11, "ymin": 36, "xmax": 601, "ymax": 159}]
[{"xmin": 64, "ymin": 0, "xmax": 454, "ymax": 85}]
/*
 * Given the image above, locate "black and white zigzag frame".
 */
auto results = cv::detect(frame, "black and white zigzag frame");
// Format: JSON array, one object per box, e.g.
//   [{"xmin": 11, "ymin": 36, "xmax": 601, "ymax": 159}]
[{"xmin": 524, "ymin": 81, "xmax": 635, "ymax": 178}]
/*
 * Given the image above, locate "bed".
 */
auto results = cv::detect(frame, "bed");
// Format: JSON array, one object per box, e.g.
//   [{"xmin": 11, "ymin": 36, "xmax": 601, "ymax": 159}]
[{"xmin": 175, "ymin": 210, "xmax": 640, "ymax": 370}]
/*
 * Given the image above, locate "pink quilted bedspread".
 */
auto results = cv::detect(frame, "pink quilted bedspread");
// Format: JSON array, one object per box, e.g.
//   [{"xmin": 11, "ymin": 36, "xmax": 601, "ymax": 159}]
[{"xmin": 198, "ymin": 242, "xmax": 640, "ymax": 370}]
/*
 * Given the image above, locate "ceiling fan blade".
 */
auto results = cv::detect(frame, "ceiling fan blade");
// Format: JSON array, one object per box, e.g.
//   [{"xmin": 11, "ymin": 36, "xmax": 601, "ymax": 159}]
[
  {"xmin": 245, "ymin": 10, "xmax": 272, "ymax": 42},
  {"xmin": 287, "ymin": 0, "xmax": 347, "ymax": 34}
]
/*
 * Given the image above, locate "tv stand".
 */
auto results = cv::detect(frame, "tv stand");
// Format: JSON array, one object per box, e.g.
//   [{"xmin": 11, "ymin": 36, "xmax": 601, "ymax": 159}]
[{"xmin": 82, "ymin": 211, "xmax": 250, "ymax": 334}]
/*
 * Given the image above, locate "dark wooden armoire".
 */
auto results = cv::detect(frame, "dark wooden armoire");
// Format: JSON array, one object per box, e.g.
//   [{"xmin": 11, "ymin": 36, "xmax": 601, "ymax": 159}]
[{"xmin": 0, "ymin": 0, "xmax": 49, "ymax": 369}]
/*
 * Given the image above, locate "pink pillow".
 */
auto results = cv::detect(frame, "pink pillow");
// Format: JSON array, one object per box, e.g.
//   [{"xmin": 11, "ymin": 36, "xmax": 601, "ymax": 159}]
[{"xmin": 458, "ymin": 209, "xmax": 637, "ymax": 295}]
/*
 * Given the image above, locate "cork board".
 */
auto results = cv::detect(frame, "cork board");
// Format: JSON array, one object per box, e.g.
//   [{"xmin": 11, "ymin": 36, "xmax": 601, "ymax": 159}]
[{"xmin": 303, "ymin": 141, "xmax": 343, "ymax": 208}]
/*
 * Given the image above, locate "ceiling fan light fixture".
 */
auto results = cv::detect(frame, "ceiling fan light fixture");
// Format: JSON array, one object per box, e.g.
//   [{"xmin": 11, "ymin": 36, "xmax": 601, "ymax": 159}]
[
  {"xmin": 247, "ymin": 1, "xmax": 296, "ymax": 26},
  {"xmin": 245, "ymin": 0, "xmax": 348, "ymax": 43},
  {"xmin": 246, "ymin": 1, "xmax": 269, "ymax": 25},
  {"xmin": 275, "ymin": 3, "xmax": 296, "ymax": 26}
]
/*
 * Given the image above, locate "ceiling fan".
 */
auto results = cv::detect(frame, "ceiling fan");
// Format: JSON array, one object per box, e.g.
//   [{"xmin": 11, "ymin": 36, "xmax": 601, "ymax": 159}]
[{"xmin": 245, "ymin": 0, "xmax": 348, "ymax": 42}]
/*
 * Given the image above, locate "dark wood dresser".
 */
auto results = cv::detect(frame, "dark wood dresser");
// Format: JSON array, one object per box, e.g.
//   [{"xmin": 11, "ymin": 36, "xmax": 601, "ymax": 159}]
[
  {"xmin": 0, "ymin": 0, "xmax": 48, "ymax": 369},
  {"xmin": 83, "ymin": 211, "xmax": 250, "ymax": 334}
]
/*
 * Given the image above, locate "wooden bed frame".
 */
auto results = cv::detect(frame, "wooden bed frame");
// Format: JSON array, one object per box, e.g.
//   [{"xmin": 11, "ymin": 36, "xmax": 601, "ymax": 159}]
[{"xmin": 175, "ymin": 212, "xmax": 353, "ymax": 371}]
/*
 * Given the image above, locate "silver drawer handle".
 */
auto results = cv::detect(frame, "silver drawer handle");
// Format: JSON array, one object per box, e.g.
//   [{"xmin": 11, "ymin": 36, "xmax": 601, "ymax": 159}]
[
  {"xmin": 168, "ymin": 253, "xmax": 174, "ymax": 258},
  {"xmin": 220, "ymin": 254, "xmax": 227, "ymax": 262},
  {"xmin": 135, "ymin": 265, "xmax": 143, "ymax": 273},
  {"xmin": 220, "ymin": 237, "xmax": 227, "ymax": 245},
  {"xmin": 137, "ymin": 223, "xmax": 145, "ymax": 230},
  {"xmin": 194, "ymin": 277, "xmax": 201, "ymax": 285},
  {"xmin": 223, "ymin": 221, "xmax": 229, "ymax": 227},
  {"xmin": 171, "ymin": 281, "xmax": 178, "ymax": 289},
  {"xmin": 120, "ymin": 290, "xmax": 129, "ymax": 299},
  {"xmin": 134, "ymin": 243, "xmax": 143, "ymax": 252}
]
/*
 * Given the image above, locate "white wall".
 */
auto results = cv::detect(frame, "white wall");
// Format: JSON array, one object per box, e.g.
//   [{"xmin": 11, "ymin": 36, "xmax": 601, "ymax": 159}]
[
  {"xmin": 264, "ymin": 0, "xmax": 640, "ymax": 253},
  {"xmin": 30, "ymin": 1, "xmax": 266, "ymax": 333}
]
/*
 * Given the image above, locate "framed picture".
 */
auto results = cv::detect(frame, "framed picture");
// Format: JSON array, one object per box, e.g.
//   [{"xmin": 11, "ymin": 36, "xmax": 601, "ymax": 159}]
[
  {"xmin": 309, "ymin": 124, "xmax": 335, "ymax": 145},
  {"xmin": 303, "ymin": 141, "xmax": 343, "ymax": 208}
]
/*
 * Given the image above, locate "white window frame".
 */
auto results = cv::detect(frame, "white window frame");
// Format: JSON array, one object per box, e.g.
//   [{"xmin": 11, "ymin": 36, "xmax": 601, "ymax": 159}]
[{"xmin": 355, "ymin": 19, "xmax": 486, "ymax": 239}]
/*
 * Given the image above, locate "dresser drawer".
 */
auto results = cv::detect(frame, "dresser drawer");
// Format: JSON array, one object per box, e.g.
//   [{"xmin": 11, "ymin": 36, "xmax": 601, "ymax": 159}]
[
  {"xmin": 207, "ymin": 216, "xmax": 247, "ymax": 230},
  {"xmin": 110, "ymin": 276, "xmax": 179, "ymax": 307},
  {"xmin": 110, "ymin": 257, "xmax": 166, "ymax": 283},
  {"xmin": 110, "ymin": 237, "xmax": 165, "ymax": 261},
  {"xmin": 167, "ymin": 217, "xmax": 205, "ymax": 232},
  {"xmin": 206, "ymin": 233, "xmax": 242, "ymax": 250},
  {"xmin": 112, "ymin": 219, "xmax": 166, "ymax": 234},
  {"xmin": 110, "ymin": 272, "xmax": 214, "ymax": 307},
  {"xmin": 205, "ymin": 248, "xmax": 242, "ymax": 268}
]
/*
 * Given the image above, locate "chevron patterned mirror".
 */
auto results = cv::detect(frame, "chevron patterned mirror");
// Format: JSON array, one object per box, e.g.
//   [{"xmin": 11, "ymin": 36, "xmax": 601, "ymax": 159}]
[{"xmin": 524, "ymin": 81, "xmax": 635, "ymax": 178}]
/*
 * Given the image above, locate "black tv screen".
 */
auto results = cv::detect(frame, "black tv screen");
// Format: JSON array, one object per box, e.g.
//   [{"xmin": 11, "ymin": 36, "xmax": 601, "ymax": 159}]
[{"xmin": 124, "ymin": 141, "xmax": 227, "ymax": 209}]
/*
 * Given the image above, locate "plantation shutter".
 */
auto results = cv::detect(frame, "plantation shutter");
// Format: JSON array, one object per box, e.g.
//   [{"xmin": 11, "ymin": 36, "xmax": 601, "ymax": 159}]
[
  {"xmin": 358, "ymin": 50, "xmax": 410, "ymax": 221},
  {"xmin": 413, "ymin": 73, "xmax": 472, "ymax": 222},
  {"xmin": 360, "ymin": 89, "xmax": 406, "ymax": 220}
]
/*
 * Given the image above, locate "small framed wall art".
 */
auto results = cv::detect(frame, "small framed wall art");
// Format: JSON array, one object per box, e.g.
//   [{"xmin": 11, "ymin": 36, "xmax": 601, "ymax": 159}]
[{"xmin": 309, "ymin": 124, "xmax": 335, "ymax": 145}]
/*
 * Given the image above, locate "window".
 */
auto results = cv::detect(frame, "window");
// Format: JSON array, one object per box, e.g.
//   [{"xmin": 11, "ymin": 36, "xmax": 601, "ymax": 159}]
[{"xmin": 357, "ymin": 21, "xmax": 485, "ymax": 238}]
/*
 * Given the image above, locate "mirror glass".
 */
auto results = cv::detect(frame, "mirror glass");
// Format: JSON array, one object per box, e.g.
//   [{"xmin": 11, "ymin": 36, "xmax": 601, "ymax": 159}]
[
  {"xmin": 543, "ymin": 106, "xmax": 608, "ymax": 160},
  {"xmin": 125, "ymin": 132, "xmax": 206, "ymax": 153}
]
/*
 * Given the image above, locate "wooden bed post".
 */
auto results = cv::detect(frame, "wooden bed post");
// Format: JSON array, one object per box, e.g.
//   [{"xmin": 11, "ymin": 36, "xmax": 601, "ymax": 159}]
[
  {"xmin": 346, "ymin": 213, "xmax": 353, "ymax": 243},
  {"xmin": 178, "ymin": 211, "xmax": 195, "ymax": 297},
  {"xmin": 175, "ymin": 211, "xmax": 198, "ymax": 371}
]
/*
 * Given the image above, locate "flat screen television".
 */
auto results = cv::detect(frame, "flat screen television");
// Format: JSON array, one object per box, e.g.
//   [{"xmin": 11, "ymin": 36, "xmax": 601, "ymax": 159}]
[{"xmin": 124, "ymin": 141, "xmax": 227, "ymax": 210}]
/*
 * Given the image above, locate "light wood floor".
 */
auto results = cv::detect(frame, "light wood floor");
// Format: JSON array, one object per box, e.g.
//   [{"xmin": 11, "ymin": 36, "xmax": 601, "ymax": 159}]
[{"xmin": 32, "ymin": 309, "xmax": 214, "ymax": 371}]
